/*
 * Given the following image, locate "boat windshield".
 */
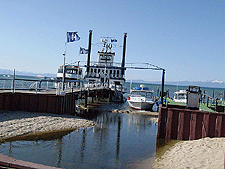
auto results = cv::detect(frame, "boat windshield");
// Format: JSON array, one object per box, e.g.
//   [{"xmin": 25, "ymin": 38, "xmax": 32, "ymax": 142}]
[
  {"xmin": 131, "ymin": 91, "xmax": 152, "ymax": 97},
  {"xmin": 175, "ymin": 94, "xmax": 186, "ymax": 100},
  {"xmin": 146, "ymin": 92, "xmax": 153, "ymax": 97},
  {"xmin": 178, "ymin": 94, "xmax": 186, "ymax": 99}
]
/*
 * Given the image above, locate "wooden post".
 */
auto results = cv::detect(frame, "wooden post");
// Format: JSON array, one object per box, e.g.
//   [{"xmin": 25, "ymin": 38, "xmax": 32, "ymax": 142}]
[
  {"xmin": 157, "ymin": 105, "xmax": 167, "ymax": 139},
  {"xmin": 161, "ymin": 69, "xmax": 165, "ymax": 105},
  {"xmin": 177, "ymin": 112, "xmax": 185, "ymax": 140},
  {"xmin": 189, "ymin": 113, "xmax": 197, "ymax": 140},
  {"xmin": 12, "ymin": 68, "xmax": 15, "ymax": 93},
  {"xmin": 215, "ymin": 99, "xmax": 218, "ymax": 112},
  {"xmin": 215, "ymin": 115, "xmax": 223, "ymax": 137},
  {"xmin": 203, "ymin": 91, "xmax": 205, "ymax": 104},
  {"xmin": 92, "ymin": 92, "xmax": 94, "ymax": 103},
  {"xmin": 207, "ymin": 96, "xmax": 209, "ymax": 107},
  {"xmin": 109, "ymin": 90, "xmax": 112, "ymax": 102},
  {"xmin": 202, "ymin": 113, "xmax": 209, "ymax": 138},
  {"xmin": 85, "ymin": 90, "xmax": 88, "ymax": 107}
]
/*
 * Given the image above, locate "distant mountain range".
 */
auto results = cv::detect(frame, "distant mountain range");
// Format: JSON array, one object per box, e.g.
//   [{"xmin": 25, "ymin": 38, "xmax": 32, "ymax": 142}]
[
  {"xmin": 127, "ymin": 79, "xmax": 225, "ymax": 89},
  {"xmin": 0, "ymin": 69, "xmax": 56, "ymax": 78},
  {"xmin": 0, "ymin": 68, "xmax": 224, "ymax": 89}
]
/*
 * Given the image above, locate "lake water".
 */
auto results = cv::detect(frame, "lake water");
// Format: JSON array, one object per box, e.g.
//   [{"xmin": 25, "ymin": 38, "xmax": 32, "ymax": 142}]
[
  {"xmin": 0, "ymin": 102, "xmax": 157, "ymax": 169},
  {"xmin": 0, "ymin": 81, "xmax": 224, "ymax": 168}
]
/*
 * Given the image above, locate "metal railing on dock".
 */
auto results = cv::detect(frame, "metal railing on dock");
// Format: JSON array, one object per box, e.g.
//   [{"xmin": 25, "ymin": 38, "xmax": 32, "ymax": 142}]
[
  {"xmin": 200, "ymin": 93, "xmax": 225, "ymax": 112},
  {"xmin": 0, "ymin": 77, "xmax": 116, "ymax": 95}
]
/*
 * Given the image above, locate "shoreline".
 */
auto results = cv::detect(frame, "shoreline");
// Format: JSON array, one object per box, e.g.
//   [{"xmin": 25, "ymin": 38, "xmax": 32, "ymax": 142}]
[
  {"xmin": 152, "ymin": 137, "xmax": 225, "ymax": 169},
  {"xmin": 0, "ymin": 110, "xmax": 95, "ymax": 141}
]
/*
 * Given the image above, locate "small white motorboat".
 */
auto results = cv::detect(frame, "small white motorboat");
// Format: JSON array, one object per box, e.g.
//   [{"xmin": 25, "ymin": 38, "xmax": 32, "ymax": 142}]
[
  {"xmin": 173, "ymin": 90, "xmax": 187, "ymax": 103},
  {"xmin": 127, "ymin": 85, "xmax": 155, "ymax": 110}
]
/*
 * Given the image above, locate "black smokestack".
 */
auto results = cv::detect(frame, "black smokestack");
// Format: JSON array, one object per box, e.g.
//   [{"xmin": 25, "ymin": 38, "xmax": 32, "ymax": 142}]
[
  {"xmin": 87, "ymin": 30, "xmax": 92, "ymax": 75},
  {"xmin": 121, "ymin": 33, "xmax": 127, "ymax": 75}
]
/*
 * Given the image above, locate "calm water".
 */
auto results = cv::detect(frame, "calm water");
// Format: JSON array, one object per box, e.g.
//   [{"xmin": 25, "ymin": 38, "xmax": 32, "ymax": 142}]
[{"xmin": 0, "ymin": 102, "xmax": 157, "ymax": 169}]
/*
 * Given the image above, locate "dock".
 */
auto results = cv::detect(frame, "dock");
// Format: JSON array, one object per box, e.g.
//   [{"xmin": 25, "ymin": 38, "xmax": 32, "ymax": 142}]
[
  {"xmin": 0, "ymin": 87, "xmax": 116, "ymax": 116},
  {"xmin": 157, "ymin": 104, "xmax": 225, "ymax": 141}
]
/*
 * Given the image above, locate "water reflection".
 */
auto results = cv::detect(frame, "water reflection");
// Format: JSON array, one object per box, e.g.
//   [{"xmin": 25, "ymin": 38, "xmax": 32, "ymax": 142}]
[
  {"xmin": 55, "ymin": 138, "xmax": 62, "ymax": 167},
  {"xmin": 116, "ymin": 116, "xmax": 121, "ymax": 161},
  {"xmin": 80, "ymin": 128, "xmax": 86, "ymax": 162},
  {"xmin": 0, "ymin": 103, "xmax": 157, "ymax": 169}
]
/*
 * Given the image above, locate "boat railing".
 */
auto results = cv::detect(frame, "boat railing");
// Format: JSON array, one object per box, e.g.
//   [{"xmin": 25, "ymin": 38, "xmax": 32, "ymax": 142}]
[
  {"xmin": 0, "ymin": 75, "xmax": 124, "ymax": 96},
  {"xmin": 0, "ymin": 78, "xmax": 57, "ymax": 93}
]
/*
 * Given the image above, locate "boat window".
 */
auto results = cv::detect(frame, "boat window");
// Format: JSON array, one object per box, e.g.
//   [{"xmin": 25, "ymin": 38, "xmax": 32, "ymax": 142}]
[
  {"xmin": 139, "ymin": 91, "xmax": 146, "ymax": 96},
  {"xmin": 110, "ymin": 70, "xmax": 112, "ymax": 74},
  {"xmin": 146, "ymin": 92, "xmax": 153, "ymax": 97},
  {"xmin": 178, "ymin": 94, "xmax": 185, "ymax": 99},
  {"xmin": 79, "ymin": 70, "xmax": 82, "ymax": 75},
  {"xmin": 67, "ymin": 69, "xmax": 72, "ymax": 74},
  {"xmin": 94, "ymin": 69, "xmax": 97, "ymax": 73},
  {"xmin": 132, "ymin": 91, "xmax": 139, "ymax": 96},
  {"xmin": 58, "ymin": 68, "xmax": 63, "ymax": 73}
]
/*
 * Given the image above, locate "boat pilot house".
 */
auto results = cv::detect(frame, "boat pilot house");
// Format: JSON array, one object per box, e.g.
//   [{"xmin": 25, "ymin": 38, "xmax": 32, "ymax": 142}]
[{"xmin": 85, "ymin": 36, "xmax": 127, "ymax": 92}]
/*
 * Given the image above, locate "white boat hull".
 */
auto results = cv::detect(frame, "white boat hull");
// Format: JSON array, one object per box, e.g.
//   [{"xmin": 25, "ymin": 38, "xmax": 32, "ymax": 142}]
[{"xmin": 127, "ymin": 100, "xmax": 154, "ymax": 110}]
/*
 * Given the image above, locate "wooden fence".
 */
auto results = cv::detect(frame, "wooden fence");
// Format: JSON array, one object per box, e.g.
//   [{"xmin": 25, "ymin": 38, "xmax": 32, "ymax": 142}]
[
  {"xmin": 0, "ymin": 92, "xmax": 78, "ymax": 115},
  {"xmin": 157, "ymin": 105, "xmax": 225, "ymax": 140},
  {"xmin": 0, "ymin": 89, "xmax": 111, "ymax": 115}
]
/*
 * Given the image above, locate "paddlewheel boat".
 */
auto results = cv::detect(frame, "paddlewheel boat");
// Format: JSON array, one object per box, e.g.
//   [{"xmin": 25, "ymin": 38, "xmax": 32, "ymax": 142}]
[{"xmin": 84, "ymin": 34, "xmax": 127, "ymax": 102}]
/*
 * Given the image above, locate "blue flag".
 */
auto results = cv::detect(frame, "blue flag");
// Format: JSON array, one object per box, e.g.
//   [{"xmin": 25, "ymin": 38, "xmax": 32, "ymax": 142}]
[
  {"xmin": 67, "ymin": 32, "xmax": 80, "ymax": 42},
  {"xmin": 80, "ymin": 47, "xmax": 89, "ymax": 54},
  {"xmin": 111, "ymin": 39, "xmax": 117, "ymax": 42}
]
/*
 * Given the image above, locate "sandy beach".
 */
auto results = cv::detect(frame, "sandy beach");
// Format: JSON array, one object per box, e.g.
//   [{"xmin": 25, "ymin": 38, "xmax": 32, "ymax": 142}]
[
  {"xmin": 152, "ymin": 137, "xmax": 225, "ymax": 169},
  {"xmin": 0, "ymin": 110, "xmax": 95, "ymax": 140}
]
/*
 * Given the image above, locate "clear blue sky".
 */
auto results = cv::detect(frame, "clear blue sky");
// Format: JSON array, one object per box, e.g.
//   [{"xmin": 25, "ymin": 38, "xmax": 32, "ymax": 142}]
[{"xmin": 1, "ymin": 0, "xmax": 224, "ymax": 82}]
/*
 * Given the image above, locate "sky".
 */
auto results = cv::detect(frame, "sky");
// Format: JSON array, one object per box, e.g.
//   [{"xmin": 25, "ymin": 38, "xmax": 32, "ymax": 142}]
[{"xmin": 0, "ymin": 0, "xmax": 224, "ymax": 82}]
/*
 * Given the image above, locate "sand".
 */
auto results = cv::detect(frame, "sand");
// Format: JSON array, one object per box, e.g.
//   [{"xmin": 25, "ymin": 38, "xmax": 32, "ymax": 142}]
[
  {"xmin": 0, "ymin": 110, "xmax": 95, "ymax": 140},
  {"xmin": 152, "ymin": 137, "xmax": 225, "ymax": 169}
]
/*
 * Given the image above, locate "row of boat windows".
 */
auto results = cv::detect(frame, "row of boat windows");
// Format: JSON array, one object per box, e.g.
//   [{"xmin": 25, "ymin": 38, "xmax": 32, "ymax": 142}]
[
  {"xmin": 58, "ymin": 68, "xmax": 82, "ymax": 75},
  {"xmin": 174, "ymin": 94, "xmax": 186, "ymax": 100},
  {"xmin": 58, "ymin": 67, "xmax": 122, "ymax": 77},
  {"xmin": 90, "ymin": 68, "xmax": 121, "ymax": 75},
  {"xmin": 132, "ymin": 91, "xmax": 154, "ymax": 97}
]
